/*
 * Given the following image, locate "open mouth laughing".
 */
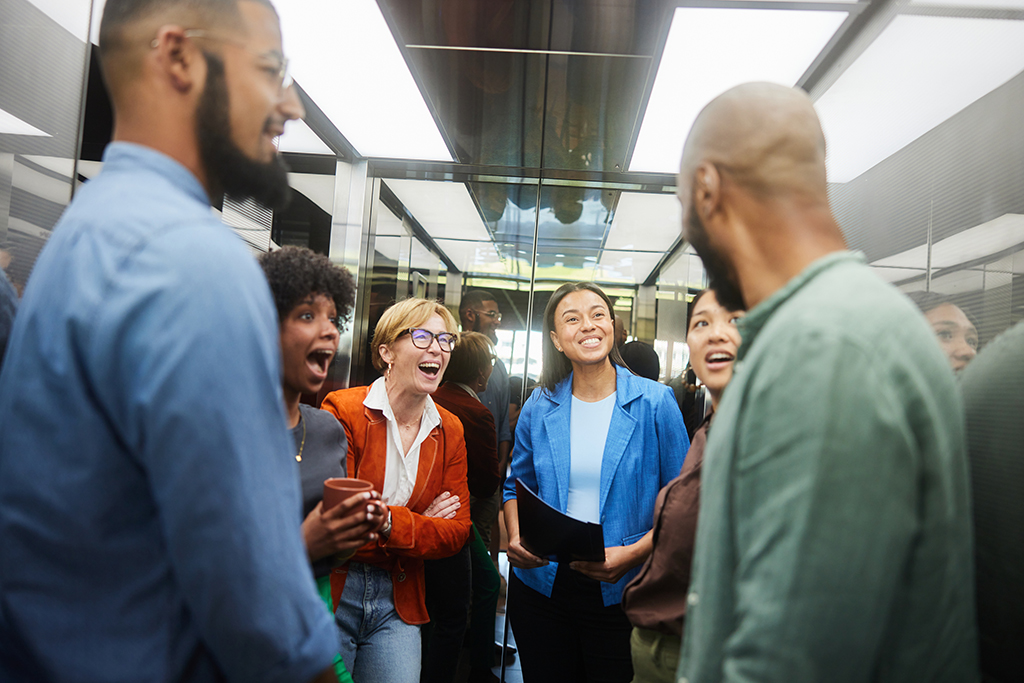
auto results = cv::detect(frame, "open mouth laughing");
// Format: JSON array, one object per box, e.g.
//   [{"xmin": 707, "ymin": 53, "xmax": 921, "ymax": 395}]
[
  {"xmin": 705, "ymin": 350, "xmax": 735, "ymax": 371},
  {"xmin": 307, "ymin": 348, "xmax": 334, "ymax": 378},
  {"xmin": 418, "ymin": 361, "xmax": 441, "ymax": 377}
]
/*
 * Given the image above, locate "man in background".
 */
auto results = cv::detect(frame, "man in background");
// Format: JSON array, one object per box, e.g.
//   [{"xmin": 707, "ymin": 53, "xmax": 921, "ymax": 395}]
[
  {"xmin": 961, "ymin": 319, "xmax": 1024, "ymax": 683},
  {"xmin": 675, "ymin": 82, "xmax": 977, "ymax": 682},
  {"xmin": 459, "ymin": 289, "xmax": 511, "ymax": 557},
  {"xmin": 0, "ymin": 0, "xmax": 339, "ymax": 681}
]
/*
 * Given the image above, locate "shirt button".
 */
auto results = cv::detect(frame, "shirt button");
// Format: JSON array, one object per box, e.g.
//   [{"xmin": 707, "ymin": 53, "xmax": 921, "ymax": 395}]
[
  {"xmin": 397, "ymin": 572, "xmax": 407, "ymax": 582},
  {"xmin": 687, "ymin": 592, "xmax": 699, "ymax": 606}
]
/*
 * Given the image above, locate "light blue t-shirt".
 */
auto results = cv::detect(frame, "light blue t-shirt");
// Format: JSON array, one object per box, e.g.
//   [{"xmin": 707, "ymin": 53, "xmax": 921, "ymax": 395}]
[
  {"xmin": 567, "ymin": 392, "xmax": 617, "ymax": 523},
  {"xmin": 0, "ymin": 143, "xmax": 336, "ymax": 683}
]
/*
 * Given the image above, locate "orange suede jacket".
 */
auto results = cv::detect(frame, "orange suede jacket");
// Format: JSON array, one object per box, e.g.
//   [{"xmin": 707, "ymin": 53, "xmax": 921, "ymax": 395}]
[{"xmin": 320, "ymin": 385, "xmax": 472, "ymax": 625}]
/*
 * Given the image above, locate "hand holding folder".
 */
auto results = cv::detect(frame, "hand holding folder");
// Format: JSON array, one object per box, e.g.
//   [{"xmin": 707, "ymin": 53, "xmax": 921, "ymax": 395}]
[{"xmin": 515, "ymin": 478, "xmax": 605, "ymax": 564}]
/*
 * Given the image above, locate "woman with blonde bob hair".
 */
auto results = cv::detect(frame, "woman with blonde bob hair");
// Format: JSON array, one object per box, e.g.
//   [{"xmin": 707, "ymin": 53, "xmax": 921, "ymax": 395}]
[{"xmin": 321, "ymin": 298, "xmax": 472, "ymax": 683}]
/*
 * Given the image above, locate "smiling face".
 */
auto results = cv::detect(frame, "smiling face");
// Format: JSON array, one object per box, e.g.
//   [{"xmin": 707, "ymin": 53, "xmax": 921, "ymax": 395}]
[
  {"xmin": 468, "ymin": 299, "xmax": 501, "ymax": 343},
  {"xmin": 925, "ymin": 302, "xmax": 978, "ymax": 373},
  {"xmin": 380, "ymin": 313, "xmax": 452, "ymax": 397},
  {"xmin": 280, "ymin": 293, "xmax": 339, "ymax": 396},
  {"xmin": 194, "ymin": 1, "xmax": 304, "ymax": 209},
  {"xmin": 687, "ymin": 289, "xmax": 743, "ymax": 406},
  {"xmin": 549, "ymin": 290, "xmax": 615, "ymax": 370}
]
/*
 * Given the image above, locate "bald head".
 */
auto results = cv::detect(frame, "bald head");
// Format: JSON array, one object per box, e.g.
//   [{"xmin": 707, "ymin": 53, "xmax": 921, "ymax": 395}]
[{"xmin": 680, "ymin": 82, "xmax": 828, "ymax": 202}]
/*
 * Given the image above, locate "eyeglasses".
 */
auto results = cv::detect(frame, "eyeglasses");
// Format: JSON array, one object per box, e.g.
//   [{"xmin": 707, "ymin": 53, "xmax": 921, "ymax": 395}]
[
  {"xmin": 401, "ymin": 328, "xmax": 457, "ymax": 352},
  {"xmin": 151, "ymin": 29, "xmax": 293, "ymax": 91},
  {"xmin": 474, "ymin": 310, "xmax": 502, "ymax": 323}
]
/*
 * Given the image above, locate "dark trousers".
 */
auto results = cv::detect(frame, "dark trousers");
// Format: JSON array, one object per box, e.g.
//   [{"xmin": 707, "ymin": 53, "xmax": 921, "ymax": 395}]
[
  {"xmin": 421, "ymin": 540, "xmax": 472, "ymax": 683},
  {"xmin": 508, "ymin": 564, "xmax": 633, "ymax": 683},
  {"xmin": 468, "ymin": 525, "xmax": 501, "ymax": 670}
]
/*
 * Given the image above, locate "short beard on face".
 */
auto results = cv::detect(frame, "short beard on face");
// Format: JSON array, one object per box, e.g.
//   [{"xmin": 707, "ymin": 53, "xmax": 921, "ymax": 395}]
[
  {"xmin": 686, "ymin": 201, "xmax": 746, "ymax": 312},
  {"xmin": 196, "ymin": 52, "xmax": 292, "ymax": 211}
]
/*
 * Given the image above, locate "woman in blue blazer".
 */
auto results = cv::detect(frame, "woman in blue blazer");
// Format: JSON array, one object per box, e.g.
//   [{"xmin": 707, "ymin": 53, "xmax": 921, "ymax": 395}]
[{"xmin": 502, "ymin": 282, "xmax": 689, "ymax": 683}]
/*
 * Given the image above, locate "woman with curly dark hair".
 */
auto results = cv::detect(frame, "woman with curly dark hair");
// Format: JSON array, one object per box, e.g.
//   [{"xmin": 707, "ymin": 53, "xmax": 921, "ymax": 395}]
[{"xmin": 259, "ymin": 246, "xmax": 383, "ymax": 683}]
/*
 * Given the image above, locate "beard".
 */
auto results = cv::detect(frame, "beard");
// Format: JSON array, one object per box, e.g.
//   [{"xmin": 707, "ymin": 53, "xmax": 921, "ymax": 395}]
[
  {"xmin": 196, "ymin": 52, "xmax": 292, "ymax": 211},
  {"xmin": 686, "ymin": 201, "xmax": 746, "ymax": 312}
]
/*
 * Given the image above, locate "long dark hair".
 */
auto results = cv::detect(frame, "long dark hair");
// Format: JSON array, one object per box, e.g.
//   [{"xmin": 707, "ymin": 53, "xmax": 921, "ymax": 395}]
[{"xmin": 539, "ymin": 282, "xmax": 627, "ymax": 392}]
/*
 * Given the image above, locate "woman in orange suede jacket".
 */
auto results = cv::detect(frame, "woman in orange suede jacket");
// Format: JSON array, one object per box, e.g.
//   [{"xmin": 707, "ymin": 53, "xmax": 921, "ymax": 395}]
[{"xmin": 320, "ymin": 298, "xmax": 472, "ymax": 683}]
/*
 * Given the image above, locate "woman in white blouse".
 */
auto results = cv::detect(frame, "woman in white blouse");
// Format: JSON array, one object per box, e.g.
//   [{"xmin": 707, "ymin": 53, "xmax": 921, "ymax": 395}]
[{"xmin": 321, "ymin": 298, "xmax": 472, "ymax": 683}]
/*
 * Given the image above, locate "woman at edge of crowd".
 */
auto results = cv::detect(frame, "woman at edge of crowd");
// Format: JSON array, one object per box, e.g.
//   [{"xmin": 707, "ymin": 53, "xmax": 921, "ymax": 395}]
[
  {"xmin": 259, "ymin": 246, "xmax": 385, "ymax": 683},
  {"xmin": 320, "ymin": 298, "xmax": 472, "ymax": 683},
  {"xmin": 502, "ymin": 282, "xmax": 690, "ymax": 683},
  {"xmin": 620, "ymin": 288, "xmax": 745, "ymax": 683},
  {"xmin": 428, "ymin": 331, "xmax": 502, "ymax": 683},
  {"xmin": 907, "ymin": 291, "xmax": 979, "ymax": 373}
]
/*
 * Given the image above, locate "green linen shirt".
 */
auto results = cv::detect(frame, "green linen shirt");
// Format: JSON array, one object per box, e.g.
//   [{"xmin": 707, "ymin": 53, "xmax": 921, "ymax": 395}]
[{"xmin": 677, "ymin": 252, "xmax": 978, "ymax": 683}]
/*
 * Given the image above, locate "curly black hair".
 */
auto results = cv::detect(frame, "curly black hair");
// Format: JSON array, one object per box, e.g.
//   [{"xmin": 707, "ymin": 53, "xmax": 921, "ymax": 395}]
[{"xmin": 258, "ymin": 246, "xmax": 356, "ymax": 330}]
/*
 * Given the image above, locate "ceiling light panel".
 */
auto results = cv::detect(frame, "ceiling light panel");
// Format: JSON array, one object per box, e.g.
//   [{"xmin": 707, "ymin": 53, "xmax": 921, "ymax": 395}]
[
  {"xmin": 871, "ymin": 213, "xmax": 1024, "ymax": 272},
  {"xmin": 276, "ymin": 0, "xmax": 453, "ymax": 161},
  {"xmin": 605, "ymin": 193, "xmax": 682, "ymax": 252},
  {"xmin": 375, "ymin": 204, "xmax": 406, "ymax": 237},
  {"xmin": 277, "ymin": 119, "xmax": 334, "ymax": 156},
  {"xmin": 23, "ymin": 0, "xmax": 91, "ymax": 41},
  {"xmin": 1, "ymin": 108, "xmax": 51, "ymax": 137},
  {"xmin": 629, "ymin": 7, "xmax": 848, "ymax": 173},
  {"xmin": 433, "ymin": 239, "xmax": 505, "ymax": 274},
  {"xmin": 595, "ymin": 250, "xmax": 665, "ymax": 283},
  {"xmin": 287, "ymin": 173, "xmax": 336, "ymax": 215},
  {"xmin": 910, "ymin": 0, "xmax": 1024, "ymax": 8},
  {"xmin": 386, "ymin": 179, "xmax": 493, "ymax": 243},
  {"xmin": 816, "ymin": 16, "xmax": 1024, "ymax": 183}
]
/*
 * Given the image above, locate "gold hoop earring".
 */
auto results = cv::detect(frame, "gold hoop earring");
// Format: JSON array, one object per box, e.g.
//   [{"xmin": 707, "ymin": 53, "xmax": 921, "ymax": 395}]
[{"xmin": 386, "ymin": 363, "xmax": 392, "ymax": 380}]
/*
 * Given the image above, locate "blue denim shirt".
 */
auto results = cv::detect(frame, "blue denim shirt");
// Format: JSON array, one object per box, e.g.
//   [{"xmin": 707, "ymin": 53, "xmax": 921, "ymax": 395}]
[
  {"xmin": 504, "ymin": 364, "xmax": 689, "ymax": 606},
  {"xmin": 0, "ymin": 143, "xmax": 336, "ymax": 683}
]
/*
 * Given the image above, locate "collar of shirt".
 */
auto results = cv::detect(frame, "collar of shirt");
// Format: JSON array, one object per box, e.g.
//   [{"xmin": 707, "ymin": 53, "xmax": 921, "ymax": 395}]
[
  {"xmin": 363, "ymin": 377, "xmax": 441, "ymax": 507},
  {"xmin": 454, "ymin": 382, "xmax": 479, "ymax": 401},
  {"xmin": 101, "ymin": 142, "xmax": 211, "ymax": 207},
  {"xmin": 735, "ymin": 251, "xmax": 865, "ymax": 362}
]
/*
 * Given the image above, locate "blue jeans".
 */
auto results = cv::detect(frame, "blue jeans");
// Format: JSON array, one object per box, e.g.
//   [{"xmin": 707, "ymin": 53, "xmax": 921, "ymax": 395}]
[{"xmin": 335, "ymin": 562, "xmax": 421, "ymax": 683}]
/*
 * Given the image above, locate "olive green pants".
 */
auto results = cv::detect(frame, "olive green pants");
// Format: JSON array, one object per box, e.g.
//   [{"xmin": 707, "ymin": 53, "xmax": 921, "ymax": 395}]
[{"xmin": 629, "ymin": 627, "xmax": 680, "ymax": 683}]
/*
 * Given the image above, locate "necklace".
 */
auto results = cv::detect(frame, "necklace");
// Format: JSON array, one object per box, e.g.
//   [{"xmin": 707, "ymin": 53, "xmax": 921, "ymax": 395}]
[{"xmin": 295, "ymin": 415, "xmax": 306, "ymax": 462}]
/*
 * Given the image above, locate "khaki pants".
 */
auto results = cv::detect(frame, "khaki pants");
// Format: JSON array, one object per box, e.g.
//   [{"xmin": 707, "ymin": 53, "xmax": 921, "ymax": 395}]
[{"xmin": 630, "ymin": 627, "xmax": 681, "ymax": 683}]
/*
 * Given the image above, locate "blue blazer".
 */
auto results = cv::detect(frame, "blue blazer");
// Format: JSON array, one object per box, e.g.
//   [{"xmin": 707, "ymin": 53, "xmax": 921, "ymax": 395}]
[{"xmin": 503, "ymin": 364, "xmax": 689, "ymax": 606}]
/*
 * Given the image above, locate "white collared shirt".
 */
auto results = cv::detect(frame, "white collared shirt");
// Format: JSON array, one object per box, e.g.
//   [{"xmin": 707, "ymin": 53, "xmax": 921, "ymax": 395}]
[{"xmin": 363, "ymin": 377, "xmax": 441, "ymax": 508}]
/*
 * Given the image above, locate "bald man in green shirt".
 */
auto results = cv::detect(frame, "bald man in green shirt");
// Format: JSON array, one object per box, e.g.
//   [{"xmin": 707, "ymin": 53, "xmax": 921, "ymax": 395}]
[{"xmin": 675, "ymin": 83, "xmax": 978, "ymax": 683}]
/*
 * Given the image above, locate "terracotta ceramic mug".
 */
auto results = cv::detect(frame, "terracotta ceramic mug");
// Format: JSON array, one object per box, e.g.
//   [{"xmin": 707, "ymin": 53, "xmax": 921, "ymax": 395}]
[{"xmin": 323, "ymin": 477, "xmax": 374, "ymax": 512}]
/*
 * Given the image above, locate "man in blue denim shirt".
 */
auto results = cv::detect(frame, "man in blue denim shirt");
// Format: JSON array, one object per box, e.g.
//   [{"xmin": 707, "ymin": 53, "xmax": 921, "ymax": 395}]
[{"xmin": 0, "ymin": 1, "xmax": 339, "ymax": 681}]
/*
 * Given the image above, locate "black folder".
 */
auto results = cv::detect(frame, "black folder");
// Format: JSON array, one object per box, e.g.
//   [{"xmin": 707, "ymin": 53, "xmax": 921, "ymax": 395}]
[{"xmin": 515, "ymin": 478, "xmax": 605, "ymax": 563}]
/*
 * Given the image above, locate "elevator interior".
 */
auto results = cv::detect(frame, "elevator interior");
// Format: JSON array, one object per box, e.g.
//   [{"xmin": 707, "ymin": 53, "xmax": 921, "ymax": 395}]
[{"xmin": 1, "ymin": 0, "xmax": 1023, "ymax": 394}]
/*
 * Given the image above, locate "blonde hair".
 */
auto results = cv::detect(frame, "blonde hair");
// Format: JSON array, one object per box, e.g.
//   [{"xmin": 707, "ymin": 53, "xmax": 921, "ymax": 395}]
[
  {"xmin": 371, "ymin": 298, "xmax": 459, "ymax": 372},
  {"xmin": 444, "ymin": 332, "xmax": 494, "ymax": 385}
]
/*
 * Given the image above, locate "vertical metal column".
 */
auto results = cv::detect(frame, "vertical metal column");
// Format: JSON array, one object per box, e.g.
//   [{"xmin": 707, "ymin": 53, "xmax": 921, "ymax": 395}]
[
  {"xmin": 445, "ymin": 272, "xmax": 463, "ymax": 322},
  {"xmin": 0, "ymin": 153, "xmax": 13, "ymax": 250},
  {"xmin": 635, "ymin": 285, "xmax": 657, "ymax": 344},
  {"xmin": 396, "ymin": 217, "xmax": 413, "ymax": 300},
  {"xmin": 328, "ymin": 159, "xmax": 378, "ymax": 390}
]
